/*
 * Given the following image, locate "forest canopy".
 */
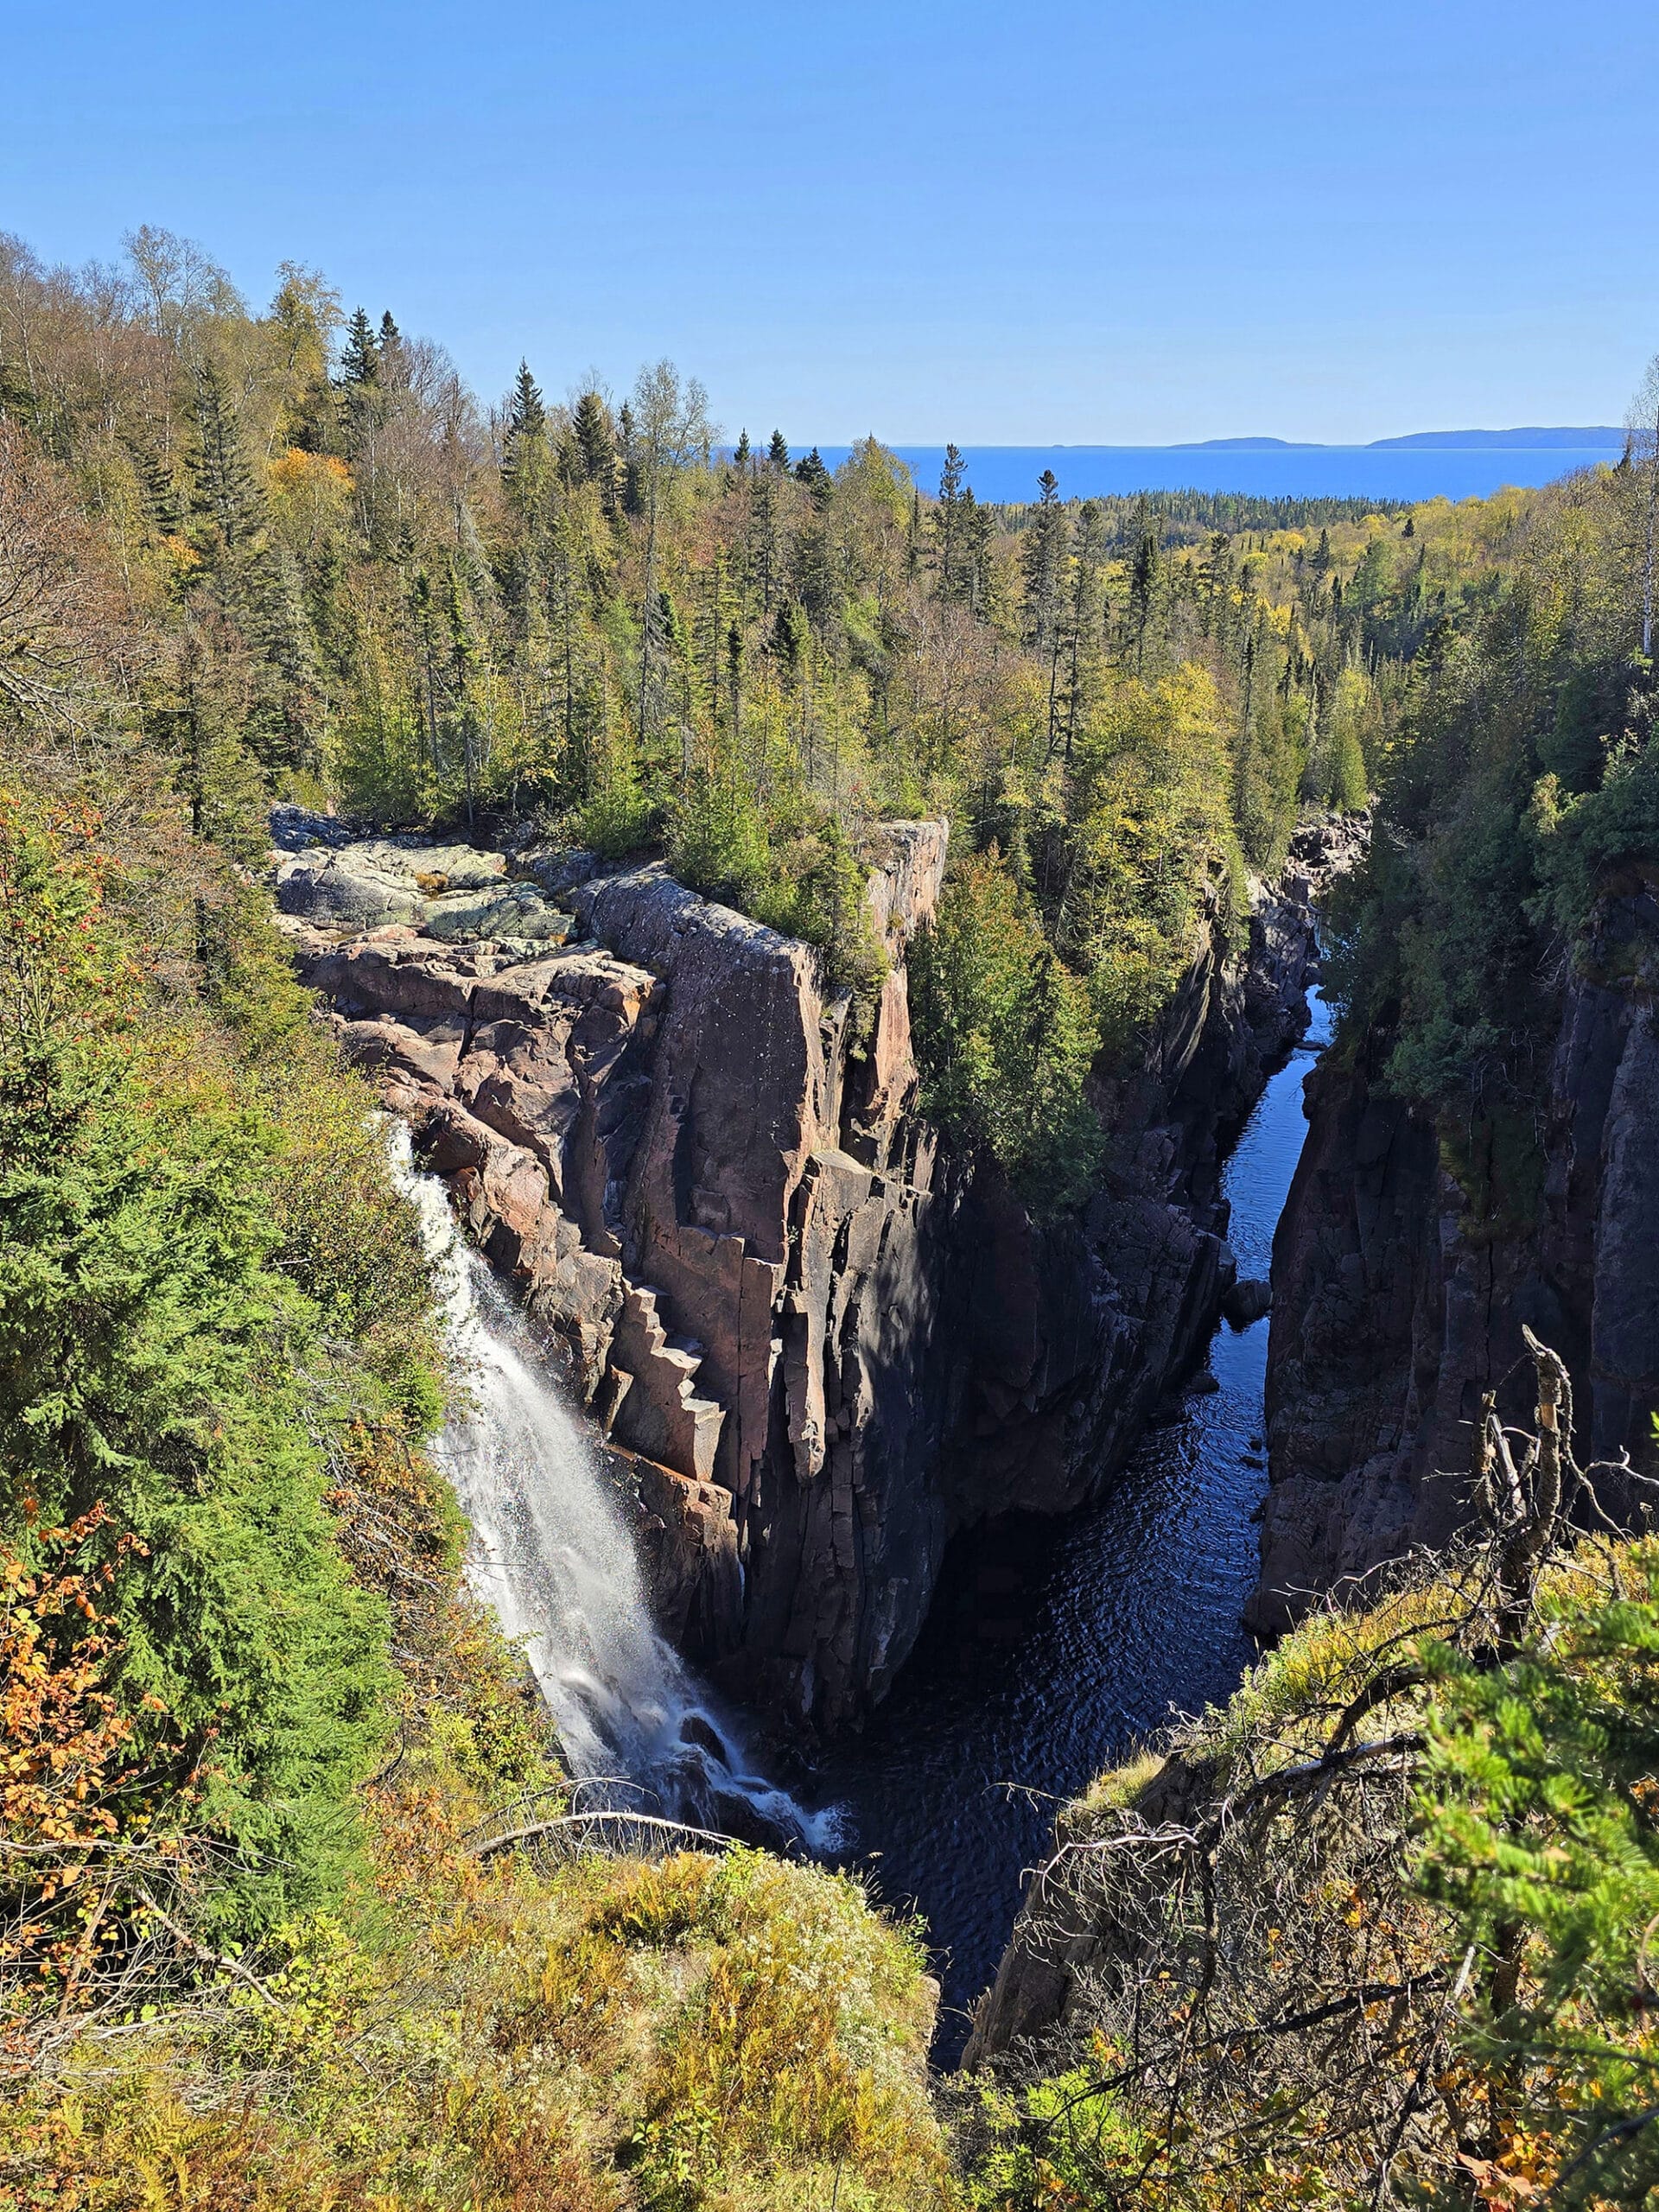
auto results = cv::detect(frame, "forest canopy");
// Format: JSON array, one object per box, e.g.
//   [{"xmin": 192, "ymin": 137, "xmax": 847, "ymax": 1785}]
[{"xmin": 0, "ymin": 224, "xmax": 1428, "ymax": 1206}]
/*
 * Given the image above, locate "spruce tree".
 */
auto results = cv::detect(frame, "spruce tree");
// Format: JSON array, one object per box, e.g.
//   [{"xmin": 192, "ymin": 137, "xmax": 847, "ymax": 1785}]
[
  {"xmin": 335, "ymin": 308, "xmax": 384, "ymax": 458},
  {"xmin": 371, "ymin": 310, "xmax": 407, "ymax": 394},
  {"xmin": 933, "ymin": 444, "xmax": 967, "ymax": 599},
  {"xmin": 501, "ymin": 361, "xmax": 549, "ymax": 512},
  {"xmin": 963, "ymin": 489, "xmax": 996, "ymax": 617},
  {"xmin": 767, "ymin": 429, "xmax": 790, "ymax": 472},
  {"xmin": 1130, "ymin": 520, "xmax": 1160, "ymax": 672},
  {"xmin": 1021, "ymin": 468, "xmax": 1065, "ymax": 652},
  {"xmin": 507, "ymin": 360, "xmax": 545, "ymax": 442},
  {"xmin": 188, "ymin": 360, "xmax": 264, "ymax": 563},
  {"xmin": 337, "ymin": 307, "xmax": 379, "ymax": 391},
  {"xmin": 572, "ymin": 390, "xmax": 615, "ymax": 488}
]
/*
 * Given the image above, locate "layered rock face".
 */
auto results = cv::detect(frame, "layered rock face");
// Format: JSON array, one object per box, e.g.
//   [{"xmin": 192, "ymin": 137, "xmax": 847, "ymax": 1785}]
[
  {"xmin": 1251, "ymin": 874, "xmax": 1659, "ymax": 1635},
  {"xmin": 278, "ymin": 810, "xmax": 1339, "ymax": 1731}
]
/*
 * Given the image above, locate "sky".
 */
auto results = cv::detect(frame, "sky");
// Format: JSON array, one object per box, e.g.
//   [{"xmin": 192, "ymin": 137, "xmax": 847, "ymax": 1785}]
[{"xmin": 4, "ymin": 0, "xmax": 1656, "ymax": 444}]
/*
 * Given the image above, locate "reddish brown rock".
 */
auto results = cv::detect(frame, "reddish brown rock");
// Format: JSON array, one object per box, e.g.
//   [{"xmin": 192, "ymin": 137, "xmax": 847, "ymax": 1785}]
[{"xmin": 283, "ymin": 813, "xmax": 1339, "ymax": 1732}]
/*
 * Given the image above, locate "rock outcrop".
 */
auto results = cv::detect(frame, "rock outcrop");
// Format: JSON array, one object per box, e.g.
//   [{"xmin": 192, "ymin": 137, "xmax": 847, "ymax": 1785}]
[
  {"xmin": 279, "ymin": 810, "xmax": 1347, "ymax": 1731},
  {"xmin": 1250, "ymin": 872, "xmax": 1659, "ymax": 1635}
]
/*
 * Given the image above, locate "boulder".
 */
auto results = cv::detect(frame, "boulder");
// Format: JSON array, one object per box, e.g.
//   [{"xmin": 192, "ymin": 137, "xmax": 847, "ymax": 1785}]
[{"xmin": 1222, "ymin": 1277, "xmax": 1272, "ymax": 1327}]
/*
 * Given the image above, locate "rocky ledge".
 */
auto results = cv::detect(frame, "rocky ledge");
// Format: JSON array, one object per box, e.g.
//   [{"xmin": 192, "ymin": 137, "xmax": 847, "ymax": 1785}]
[
  {"xmin": 1250, "ymin": 866, "xmax": 1659, "ymax": 1637},
  {"xmin": 276, "ymin": 807, "xmax": 1354, "ymax": 1732}
]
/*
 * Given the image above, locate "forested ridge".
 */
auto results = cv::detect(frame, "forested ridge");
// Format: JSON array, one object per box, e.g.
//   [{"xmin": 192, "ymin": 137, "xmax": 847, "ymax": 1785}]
[
  {"xmin": 1, "ymin": 222, "xmax": 1418, "ymax": 1212},
  {"xmin": 3, "ymin": 219, "xmax": 1659, "ymax": 2207}
]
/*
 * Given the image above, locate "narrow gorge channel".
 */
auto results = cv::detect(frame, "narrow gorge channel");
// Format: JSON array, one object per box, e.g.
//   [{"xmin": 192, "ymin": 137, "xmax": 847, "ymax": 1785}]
[
  {"xmin": 815, "ymin": 982, "xmax": 1337, "ymax": 2058},
  {"xmin": 277, "ymin": 808, "xmax": 1351, "ymax": 2054}
]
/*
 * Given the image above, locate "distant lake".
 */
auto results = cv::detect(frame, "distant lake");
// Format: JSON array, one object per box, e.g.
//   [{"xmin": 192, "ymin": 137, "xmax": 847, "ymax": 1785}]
[{"xmin": 808, "ymin": 443, "xmax": 1619, "ymax": 506}]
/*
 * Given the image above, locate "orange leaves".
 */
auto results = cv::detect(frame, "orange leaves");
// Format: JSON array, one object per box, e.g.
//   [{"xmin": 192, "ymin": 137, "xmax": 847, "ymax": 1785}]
[
  {"xmin": 268, "ymin": 447, "xmax": 351, "ymax": 495},
  {"xmin": 0, "ymin": 1505, "xmax": 144, "ymax": 1860}
]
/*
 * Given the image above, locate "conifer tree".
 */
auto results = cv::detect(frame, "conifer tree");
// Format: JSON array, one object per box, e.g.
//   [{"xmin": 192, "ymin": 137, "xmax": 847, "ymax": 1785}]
[
  {"xmin": 932, "ymin": 444, "xmax": 968, "ymax": 600},
  {"xmin": 376, "ymin": 309, "xmax": 405, "ymax": 385},
  {"xmin": 506, "ymin": 360, "xmax": 545, "ymax": 442},
  {"xmin": 188, "ymin": 359, "xmax": 263, "ymax": 563},
  {"xmin": 1058, "ymin": 499, "xmax": 1104, "ymax": 755},
  {"xmin": 1130, "ymin": 519, "xmax": 1160, "ymax": 672},
  {"xmin": 501, "ymin": 361, "xmax": 550, "ymax": 512},
  {"xmin": 767, "ymin": 429, "xmax": 790, "ymax": 472},
  {"xmin": 793, "ymin": 446, "xmax": 832, "ymax": 503},
  {"xmin": 337, "ymin": 308, "xmax": 379, "ymax": 391},
  {"xmin": 1021, "ymin": 468, "xmax": 1065, "ymax": 655},
  {"xmin": 963, "ymin": 488, "xmax": 996, "ymax": 618},
  {"xmin": 335, "ymin": 308, "xmax": 384, "ymax": 459}
]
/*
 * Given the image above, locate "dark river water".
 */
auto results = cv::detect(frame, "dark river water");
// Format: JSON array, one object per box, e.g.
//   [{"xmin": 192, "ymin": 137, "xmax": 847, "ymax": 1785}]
[{"xmin": 810, "ymin": 986, "xmax": 1333, "ymax": 2059}]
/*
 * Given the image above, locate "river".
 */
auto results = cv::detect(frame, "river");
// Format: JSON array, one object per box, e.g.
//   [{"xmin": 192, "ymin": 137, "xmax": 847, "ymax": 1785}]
[{"xmin": 810, "ymin": 983, "xmax": 1334, "ymax": 2059}]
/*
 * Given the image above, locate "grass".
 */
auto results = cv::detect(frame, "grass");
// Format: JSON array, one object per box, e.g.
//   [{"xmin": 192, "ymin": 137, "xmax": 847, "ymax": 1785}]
[{"xmin": 1, "ymin": 1745, "xmax": 952, "ymax": 2211}]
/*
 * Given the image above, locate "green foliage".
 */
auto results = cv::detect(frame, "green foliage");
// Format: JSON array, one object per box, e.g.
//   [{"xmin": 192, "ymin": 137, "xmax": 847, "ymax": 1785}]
[
  {"xmin": 664, "ymin": 749, "xmax": 772, "ymax": 907},
  {"xmin": 1530, "ymin": 702, "xmax": 1659, "ymax": 936},
  {"xmin": 910, "ymin": 848, "xmax": 1102, "ymax": 1211},
  {"xmin": 1414, "ymin": 1546, "xmax": 1659, "ymax": 2208},
  {"xmin": 963, "ymin": 1527, "xmax": 1659, "ymax": 2212},
  {"xmin": 0, "ymin": 790, "xmax": 442, "ymax": 1934},
  {"xmin": 1052, "ymin": 664, "xmax": 1247, "ymax": 1061},
  {"xmin": 1326, "ymin": 473, "xmax": 1655, "ymax": 1127}
]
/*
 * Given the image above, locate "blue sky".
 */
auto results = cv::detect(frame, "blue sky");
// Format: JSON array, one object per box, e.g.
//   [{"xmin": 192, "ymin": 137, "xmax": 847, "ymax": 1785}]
[{"xmin": 4, "ymin": 0, "xmax": 1656, "ymax": 443}]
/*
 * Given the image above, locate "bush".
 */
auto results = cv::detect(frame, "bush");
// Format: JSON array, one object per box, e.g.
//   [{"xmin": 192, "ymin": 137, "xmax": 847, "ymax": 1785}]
[{"xmin": 0, "ymin": 791, "xmax": 440, "ymax": 1938}]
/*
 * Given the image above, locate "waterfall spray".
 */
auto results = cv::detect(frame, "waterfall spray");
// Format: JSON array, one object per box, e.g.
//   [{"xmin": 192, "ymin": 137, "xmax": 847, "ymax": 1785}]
[{"xmin": 391, "ymin": 1128, "xmax": 830, "ymax": 1847}]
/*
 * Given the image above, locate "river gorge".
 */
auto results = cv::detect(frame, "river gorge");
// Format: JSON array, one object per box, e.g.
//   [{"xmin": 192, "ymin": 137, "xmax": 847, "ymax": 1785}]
[
  {"xmin": 270, "ymin": 799, "xmax": 1365, "ymax": 2040},
  {"xmin": 816, "ymin": 982, "xmax": 1334, "ymax": 2054}
]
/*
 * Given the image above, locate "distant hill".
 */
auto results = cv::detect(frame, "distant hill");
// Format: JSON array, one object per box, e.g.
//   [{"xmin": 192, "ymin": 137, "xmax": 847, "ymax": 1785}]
[
  {"xmin": 1369, "ymin": 427, "xmax": 1624, "ymax": 449},
  {"xmin": 1175, "ymin": 428, "xmax": 1624, "ymax": 453}
]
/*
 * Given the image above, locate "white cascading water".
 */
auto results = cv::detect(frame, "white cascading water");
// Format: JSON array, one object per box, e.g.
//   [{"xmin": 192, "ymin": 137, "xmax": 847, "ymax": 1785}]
[{"xmin": 391, "ymin": 1128, "xmax": 830, "ymax": 1847}]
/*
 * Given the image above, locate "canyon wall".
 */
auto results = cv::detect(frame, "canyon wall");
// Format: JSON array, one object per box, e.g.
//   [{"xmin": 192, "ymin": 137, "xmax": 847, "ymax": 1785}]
[
  {"xmin": 276, "ymin": 808, "xmax": 1348, "ymax": 1732},
  {"xmin": 1250, "ymin": 872, "xmax": 1659, "ymax": 1635}
]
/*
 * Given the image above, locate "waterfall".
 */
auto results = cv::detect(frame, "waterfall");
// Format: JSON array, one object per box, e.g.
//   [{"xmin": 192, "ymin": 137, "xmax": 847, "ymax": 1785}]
[{"xmin": 391, "ymin": 1128, "xmax": 830, "ymax": 1847}]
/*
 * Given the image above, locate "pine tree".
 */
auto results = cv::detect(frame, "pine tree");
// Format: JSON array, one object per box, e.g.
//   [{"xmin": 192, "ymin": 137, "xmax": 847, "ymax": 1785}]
[
  {"xmin": 767, "ymin": 429, "xmax": 790, "ymax": 472},
  {"xmin": 732, "ymin": 428, "xmax": 751, "ymax": 474}
]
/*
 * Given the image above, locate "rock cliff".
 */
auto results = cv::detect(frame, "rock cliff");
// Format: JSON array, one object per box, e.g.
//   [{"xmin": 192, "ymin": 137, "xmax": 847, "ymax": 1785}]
[
  {"xmin": 1250, "ymin": 872, "xmax": 1659, "ymax": 1634},
  {"xmin": 276, "ymin": 807, "xmax": 1348, "ymax": 1732}
]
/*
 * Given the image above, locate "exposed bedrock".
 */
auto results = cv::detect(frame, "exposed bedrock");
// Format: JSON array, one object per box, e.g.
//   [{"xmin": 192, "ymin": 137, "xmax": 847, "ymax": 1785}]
[
  {"xmin": 1251, "ymin": 872, "xmax": 1659, "ymax": 1637},
  {"xmin": 279, "ymin": 809, "xmax": 1354, "ymax": 1732}
]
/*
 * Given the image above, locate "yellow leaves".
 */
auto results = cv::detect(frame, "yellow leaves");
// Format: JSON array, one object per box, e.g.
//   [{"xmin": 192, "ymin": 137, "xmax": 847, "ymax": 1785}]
[
  {"xmin": 268, "ymin": 447, "xmax": 351, "ymax": 496},
  {"xmin": 1458, "ymin": 2150, "xmax": 1545, "ymax": 2206}
]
